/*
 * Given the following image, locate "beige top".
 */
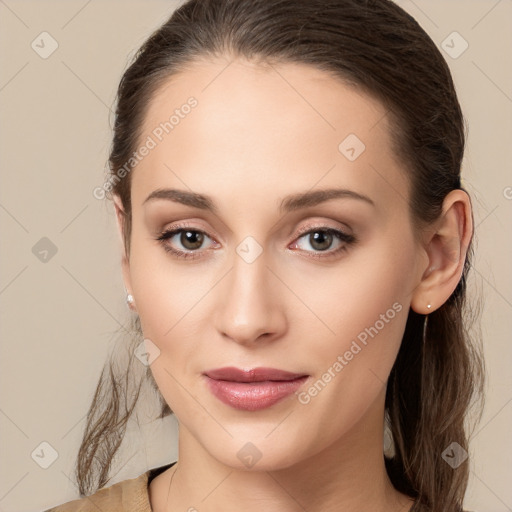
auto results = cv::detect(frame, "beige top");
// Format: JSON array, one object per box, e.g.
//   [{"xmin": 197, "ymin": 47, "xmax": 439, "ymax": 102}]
[
  {"xmin": 44, "ymin": 462, "xmax": 475, "ymax": 512},
  {"xmin": 44, "ymin": 462, "xmax": 175, "ymax": 512}
]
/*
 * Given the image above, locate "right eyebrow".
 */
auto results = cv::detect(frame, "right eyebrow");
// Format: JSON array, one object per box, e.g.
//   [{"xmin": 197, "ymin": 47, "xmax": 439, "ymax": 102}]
[{"xmin": 143, "ymin": 188, "xmax": 219, "ymax": 215}]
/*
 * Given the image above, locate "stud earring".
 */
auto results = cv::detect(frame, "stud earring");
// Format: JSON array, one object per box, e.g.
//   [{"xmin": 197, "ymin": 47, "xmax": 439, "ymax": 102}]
[
  {"xmin": 126, "ymin": 294, "xmax": 134, "ymax": 306},
  {"xmin": 427, "ymin": 304, "xmax": 432, "ymax": 310}
]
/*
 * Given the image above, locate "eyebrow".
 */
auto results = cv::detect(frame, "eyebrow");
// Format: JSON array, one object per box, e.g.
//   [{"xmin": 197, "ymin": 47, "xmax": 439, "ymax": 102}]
[{"xmin": 143, "ymin": 187, "xmax": 374, "ymax": 214}]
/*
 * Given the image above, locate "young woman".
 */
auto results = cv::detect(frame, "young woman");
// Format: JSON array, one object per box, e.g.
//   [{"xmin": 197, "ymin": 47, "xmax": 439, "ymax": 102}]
[{"xmin": 45, "ymin": 0, "xmax": 484, "ymax": 511}]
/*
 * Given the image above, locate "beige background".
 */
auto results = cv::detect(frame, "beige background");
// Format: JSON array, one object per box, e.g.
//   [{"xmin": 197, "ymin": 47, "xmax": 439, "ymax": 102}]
[{"xmin": 0, "ymin": 1, "xmax": 510, "ymax": 511}]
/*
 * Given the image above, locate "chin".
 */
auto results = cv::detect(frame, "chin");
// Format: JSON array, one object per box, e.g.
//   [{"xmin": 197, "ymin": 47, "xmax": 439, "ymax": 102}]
[{"xmin": 202, "ymin": 433, "xmax": 312, "ymax": 473}]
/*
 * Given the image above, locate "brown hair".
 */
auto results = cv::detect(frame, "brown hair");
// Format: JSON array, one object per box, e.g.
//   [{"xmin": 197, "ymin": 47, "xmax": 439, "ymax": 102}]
[{"xmin": 76, "ymin": 1, "xmax": 485, "ymax": 510}]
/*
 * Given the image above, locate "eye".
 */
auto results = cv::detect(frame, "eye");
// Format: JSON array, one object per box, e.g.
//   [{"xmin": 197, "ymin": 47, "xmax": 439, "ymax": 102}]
[
  {"xmin": 156, "ymin": 224, "xmax": 218, "ymax": 260},
  {"xmin": 290, "ymin": 226, "xmax": 356, "ymax": 258},
  {"xmin": 156, "ymin": 223, "xmax": 356, "ymax": 261}
]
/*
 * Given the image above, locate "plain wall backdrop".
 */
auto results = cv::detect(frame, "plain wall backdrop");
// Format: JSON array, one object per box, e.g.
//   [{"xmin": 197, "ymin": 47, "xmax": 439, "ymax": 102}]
[{"xmin": 0, "ymin": 1, "xmax": 510, "ymax": 511}]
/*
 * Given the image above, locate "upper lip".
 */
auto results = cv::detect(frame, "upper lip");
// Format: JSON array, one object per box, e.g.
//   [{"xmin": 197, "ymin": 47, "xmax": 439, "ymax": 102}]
[{"xmin": 204, "ymin": 367, "xmax": 307, "ymax": 382}]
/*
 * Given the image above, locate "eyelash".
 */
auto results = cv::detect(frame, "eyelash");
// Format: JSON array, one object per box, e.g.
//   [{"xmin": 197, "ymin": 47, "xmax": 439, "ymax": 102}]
[{"xmin": 155, "ymin": 222, "xmax": 357, "ymax": 261}]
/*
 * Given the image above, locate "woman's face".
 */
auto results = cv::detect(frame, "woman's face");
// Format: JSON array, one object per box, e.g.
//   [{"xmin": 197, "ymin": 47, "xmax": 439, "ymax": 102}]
[{"xmin": 121, "ymin": 57, "xmax": 428, "ymax": 470}]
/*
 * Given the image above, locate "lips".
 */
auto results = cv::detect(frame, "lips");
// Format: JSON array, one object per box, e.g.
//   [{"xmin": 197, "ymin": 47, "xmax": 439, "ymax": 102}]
[
  {"xmin": 205, "ymin": 366, "xmax": 306, "ymax": 382},
  {"xmin": 203, "ymin": 367, "xmax": 309, "ymax": 411}
]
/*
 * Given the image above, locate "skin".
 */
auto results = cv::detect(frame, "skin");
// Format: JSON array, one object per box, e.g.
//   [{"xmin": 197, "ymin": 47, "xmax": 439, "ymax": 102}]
[{"xmin": 114, "ymin": 56, "xmax": 472, "ymax": 512}]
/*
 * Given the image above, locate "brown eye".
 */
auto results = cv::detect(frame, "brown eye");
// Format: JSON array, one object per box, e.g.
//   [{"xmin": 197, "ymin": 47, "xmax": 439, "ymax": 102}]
[
  {"xmin": 156, "ymin": 225, "xmax": 218, "ymax": 261},
  {"xmin": 308, "ymin": 230, "xmax": 334, "ymax": 251},
  {"xmin": 290, "ymin": 227, "xmax": 356, "ymax": 259},
  {"xmin": 179, "ymin": 230, "xmax": 205, "ymax": 250}
]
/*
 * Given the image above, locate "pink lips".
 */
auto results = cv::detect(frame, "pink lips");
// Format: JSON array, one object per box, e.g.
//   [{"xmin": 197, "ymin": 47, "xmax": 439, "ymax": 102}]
[{"xmin": 204, "ymin": 367, "xmax": 308, "ymax": 411}]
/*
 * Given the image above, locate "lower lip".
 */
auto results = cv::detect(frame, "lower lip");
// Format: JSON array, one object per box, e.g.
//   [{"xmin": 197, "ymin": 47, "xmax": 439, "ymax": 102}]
[{"xmin": 205, "ymin": 376, "xmax": 308, "ymax": 411}]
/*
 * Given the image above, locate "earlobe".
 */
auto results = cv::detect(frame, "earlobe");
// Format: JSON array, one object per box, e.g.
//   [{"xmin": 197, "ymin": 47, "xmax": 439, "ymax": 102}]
[{"xmin": 410, "ymin": 189, "xmax": 473, "ymax": 314}]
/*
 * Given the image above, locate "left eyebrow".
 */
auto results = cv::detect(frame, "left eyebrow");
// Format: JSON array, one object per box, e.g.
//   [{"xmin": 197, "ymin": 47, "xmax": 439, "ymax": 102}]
[{"xmin": 279, "ymin": 188, "xmax": 375, "ymax": 214}]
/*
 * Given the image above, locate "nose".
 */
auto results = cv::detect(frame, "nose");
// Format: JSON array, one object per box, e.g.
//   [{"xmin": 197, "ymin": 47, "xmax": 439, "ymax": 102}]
[{"xmin": 214, "ymin": 251, "xmax": 287, "ymax": 346}]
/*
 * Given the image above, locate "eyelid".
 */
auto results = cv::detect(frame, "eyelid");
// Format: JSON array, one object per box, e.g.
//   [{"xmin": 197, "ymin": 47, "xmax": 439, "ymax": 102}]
[
  {"xmin": 157, "ymin": 221, "xmax": 215, "ymax": 238},
  {"xmin": 294, "ymin": 220, "xmax": 353, "ymax": 238}
]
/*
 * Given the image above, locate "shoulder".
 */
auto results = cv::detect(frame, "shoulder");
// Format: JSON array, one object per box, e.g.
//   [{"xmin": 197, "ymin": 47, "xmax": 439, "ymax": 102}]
[{"xmin": 43, "ymin": 465, "xmax": 165, "ymax": 512}]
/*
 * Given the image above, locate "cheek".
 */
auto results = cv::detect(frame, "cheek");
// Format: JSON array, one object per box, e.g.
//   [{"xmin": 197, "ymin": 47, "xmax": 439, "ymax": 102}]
[
  {"xmin": 127, "ymin": 232, "xmax": 217, "ymax": 402},
  {"xmin": 298, "ymin": 231, "xmax": 414, "ymax": 345},
  {"xmin": 292, "ymin": 235, "xmax": 414, "ymax": 410},
  {"xmin": 128, "ymin": 232, "xmax": 208, "ymax": 339},
  {"xmin": 127, "ymin": 242, "xmax": 205, "ymax": 414}
]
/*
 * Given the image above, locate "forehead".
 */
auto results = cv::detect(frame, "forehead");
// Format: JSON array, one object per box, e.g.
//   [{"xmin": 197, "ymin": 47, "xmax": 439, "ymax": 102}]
[
  {"xmin": 132, "ymin": 57, "xmax": 409, "ymax": 217},
  {"xmin": 143, "ymin": 57, "xmax": 391, "ymax": 147}
]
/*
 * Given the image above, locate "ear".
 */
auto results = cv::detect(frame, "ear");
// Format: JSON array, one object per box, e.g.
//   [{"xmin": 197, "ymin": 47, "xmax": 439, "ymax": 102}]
[
  {"xmin": 113, "ymin": 195, "xmax": 136, "ymax": 311},
  {"xmin": 410, "ymin": 189, "xmax": 473, "ymax": 314}
]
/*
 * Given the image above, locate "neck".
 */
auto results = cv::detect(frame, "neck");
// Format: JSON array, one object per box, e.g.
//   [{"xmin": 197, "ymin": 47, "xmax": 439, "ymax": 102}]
[{"xmin": 151, "ymin": 392, "xmax": 414, "ymax": 512}]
